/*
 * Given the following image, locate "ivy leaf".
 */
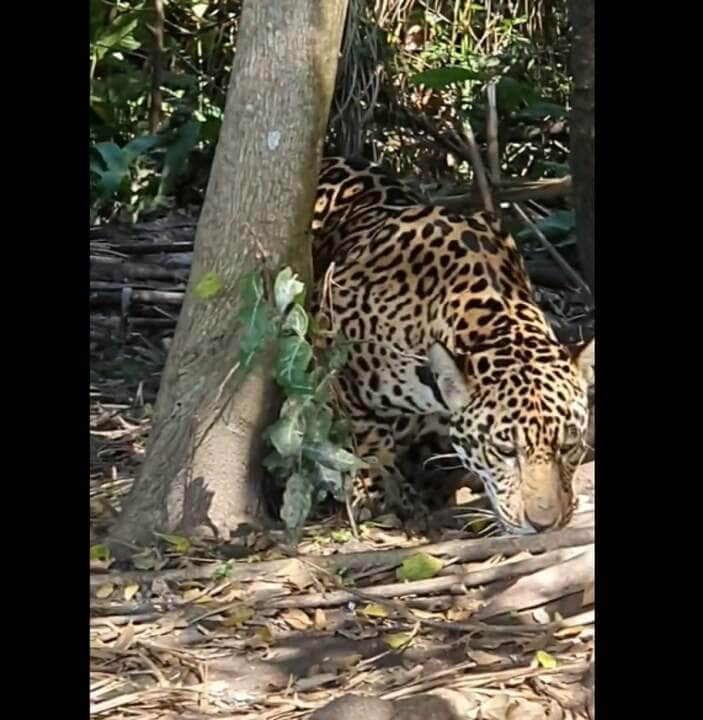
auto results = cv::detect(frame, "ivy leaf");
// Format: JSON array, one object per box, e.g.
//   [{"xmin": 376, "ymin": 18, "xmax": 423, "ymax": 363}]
[
  {"xmin": 282, "ymin": 304, "xmax": 308, "ymax": 337},
  {"xmin": 274, "ymin": 335, "xmax": 313, "ymax": 391},
  {"xmin": 274, "ymin": 267, "xmax": 305, "ymax": 315},
  {"xmin": 396, "ymin": 552, "xmax": 443, "ymax": 581},
  {"xmin": 302, "ymin": 442, "xmax": 368, "ymax": 472},
  {"xmin": 281, "ymin": 472, "xmax": 313, "ymax": 541},
  {"xmin": 313, "ymin": 462, "xmax": 345, "ymax": 502},
  {"xmin": 266, "ymin": 415, "xmax": 304, "ymax": 458},
  {"xmin": 304, "ymin": 404, "xmax": 332, "ymax": 442},
  {"xmin": 262, "ymin": 450, "xmax": 296, "ymax": 474},
  {"xmin": 329, "ymin": 417, "xmax": 352, "ymax": 445},
  {"xmin": 241, "ymin": 271, "xmax": 265, "ymax": 306},
  {"xmin": 239, "ymin": 272, "xmax": 274, "ymax": 368}
]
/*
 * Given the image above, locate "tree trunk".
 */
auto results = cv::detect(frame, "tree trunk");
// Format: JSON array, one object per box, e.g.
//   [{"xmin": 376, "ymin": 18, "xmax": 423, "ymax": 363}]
[
  {"xmin": 567, "ymin": 0, "xmax": 595, "ymax": 293},
  {"xmin": 110, "ymin": 0, "xmax": 349, "ymax": 550}
]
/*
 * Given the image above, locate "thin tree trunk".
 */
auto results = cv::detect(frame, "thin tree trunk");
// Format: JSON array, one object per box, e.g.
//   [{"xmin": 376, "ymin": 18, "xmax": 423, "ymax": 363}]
[
  {"xmin": 110, "ymin": 0, "xmax": 349, "ymax": 550},
  {"xmin": 148, "ymin": 0, "xmax": 164, "ymax": 134},
  {"xmin": 567, "ymin": 0, "xmax": 595, "ymax": 293}
]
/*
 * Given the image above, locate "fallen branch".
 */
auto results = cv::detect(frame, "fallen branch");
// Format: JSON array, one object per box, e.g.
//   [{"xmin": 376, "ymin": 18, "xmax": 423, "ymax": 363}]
[
  {"xmin": 430, "ymin": 175, "xmax": 572, "ymax": 209},
  {"xmin": 96, "ymin": 240, "xmax": 195, "ymax": 255},
  {"xmin": 93, "ymin": 520, "xmax": 593, "ymax": 588},
  {"xmin": 263, "ymin": 545, "xmax": 587, "ymax": 609},
  {"xmin": 90, "ymin": 287, "xmax": 185, "ymax": 306},
  {"xmin": 90, "ymin": 256, "xmax": 188, "ymax": 283},
  {"xmin": 476, "ymin": 546, "xmax": 594, "ymax": 619}
]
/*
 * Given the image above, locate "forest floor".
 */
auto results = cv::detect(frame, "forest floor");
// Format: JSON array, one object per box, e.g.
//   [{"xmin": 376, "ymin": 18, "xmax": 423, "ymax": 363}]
[{"xmin": 90, "ymin": 215, "xmax": 595, "ymax": 720}]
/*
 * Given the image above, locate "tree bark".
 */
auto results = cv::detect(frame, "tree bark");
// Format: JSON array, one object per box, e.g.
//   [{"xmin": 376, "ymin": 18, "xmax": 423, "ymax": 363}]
[
  {"xmin": 110, "ymin": 0, "xmax": 349, "ymax": 550},
  {"xmin": 567, "ymin": 0, "xmax": 595, "ymax": 293}
]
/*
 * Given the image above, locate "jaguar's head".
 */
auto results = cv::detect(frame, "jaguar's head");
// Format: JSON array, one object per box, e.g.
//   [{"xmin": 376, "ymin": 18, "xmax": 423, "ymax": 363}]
[{"xmin": 428, "ymin": 337, "xmax": 594, "ymax": 534}]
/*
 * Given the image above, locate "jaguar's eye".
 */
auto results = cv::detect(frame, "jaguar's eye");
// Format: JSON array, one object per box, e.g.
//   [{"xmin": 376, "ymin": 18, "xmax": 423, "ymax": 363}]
[
  {"xmin": 492, "ymin": 443, "xmax": 517, "ymax": 458},
  {"xmin": 561, "ymin": 426, "xmax": 582, "ymax": 452}
]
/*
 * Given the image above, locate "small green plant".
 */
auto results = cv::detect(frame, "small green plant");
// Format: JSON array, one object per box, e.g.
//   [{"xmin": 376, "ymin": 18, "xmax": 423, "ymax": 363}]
[
  {"xmin": 237, "ymin": 267, "xmax": 366, "ymax": 542},
  {"xmin": 90, "ymin": 135, "xmax": 161, "ymax": 199}
]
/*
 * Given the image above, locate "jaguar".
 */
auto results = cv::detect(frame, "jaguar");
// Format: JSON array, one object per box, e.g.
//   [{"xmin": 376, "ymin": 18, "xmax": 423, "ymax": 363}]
[{"xmin": 311, "ymin": 156, "xmax": 594, "ymax": 535}]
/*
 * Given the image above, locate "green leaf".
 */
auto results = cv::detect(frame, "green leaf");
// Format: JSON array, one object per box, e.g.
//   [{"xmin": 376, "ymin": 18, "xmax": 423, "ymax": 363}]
[
  {"xmin": 93, "ymin": 142, "xmax": 129, "ymax": 174},
  {"xmin": 122, "ymin": 134, "xmax": 161, "ymax": 163},
  {"xmin": 331, "ymin": 528, "xmax": 352, "ymax": 543},
  {"xmin": 274, "ymin": 267, "xmax": 305, "ymax": 315},
  {"xmin": 408, "ymin": 66, "xmax": 481, "ymax": 89},
  {"xmin": 329, "ymin": 417, "xmax": 352, "ymax": 445},
  {"xmin": 241, "ymin": 271, "xmax": 265, "ymax": 306},
  {"xmin": 90, "ymin": 544, "xmax": 110, "ymax": 562},
  {"xmin": 158, "ymin": 120, "xmax": 201, "ymax": 198},
  {"xmin": 93, "ymin": 9, "xmax": 141, "ymax": 60},
  {"xmin": 194, "ymin": 271, "xmax": 223, "ymax": 300},
  {"xmin": 262, "ymin": 450, "xmax": 296, "ymax": 474},
  {"xmin": 155, "ymin": 533, "xmax": 191, "ymax": 554},
  {"xmin": 213, "ymin": 564, "xmax": 233, "ymax": 579},
  {"xmin": 535, "ymin": 650, "xmax": 558, "ymax": 669},
  {"xmin": 281, "ymin": 472, "xmax": 313, "ymax": 541},
  {"xmin": 282, "ymin": 304, "xmax": 308, "ymax": 337},
  {"xmin": 532, "ymin": 161, "xmax": 570, "ymax": 178},
  {"xmin": 517, "ymin": 210, "xmax": 575, "ymax": 243},
  {"xmin": 240, "ymin": 305, "xmax": 274, "ymax": 369},
  {"xmin": 274, "ymin": 335, "xmax": 313, "ymax": 391},
  {"xmin": 496, "ymin": 76, "xmax": 538, "ymax": 114},
  {"xmin": 303, "ymin": 403, "xmax": 332, "ymax": 442},
  {"xmin": 313, "ymin": 462, "xmax": 345, "ymax": 502},
  {"xmin": 302, "ymin": 442, "xmax": 368, "ymax": 472},
  {"xmin": 384, "ymin": 632, "xmax": 414, "ymax": 650},
  {"xmin": 92, "ymin": 169, "xmax": 127, "ymax": 198},
  {"xmin": 396, "ymin": 552, "xmax": 444, "ymax": 581},
  {"xmin": 267, "ymin": 415, "xmax": 304, "ymax": 457},
  {"xmin": 362, "ymin": 603, "xmax": 389, "ymax": 618},
  {"xmin": 239, "ymin": 272, "xmax": 274, "ymax": 369},
  {"xmin": 516, "ymin": 102, "xmax": 567, "ymax": 121}
]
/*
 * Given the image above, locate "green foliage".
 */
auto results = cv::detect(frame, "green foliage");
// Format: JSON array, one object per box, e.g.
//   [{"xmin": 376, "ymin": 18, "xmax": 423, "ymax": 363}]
[
  {"xmin": 90, "ymin": 0, "xmax": 232, "ymax": 221},
  {"xmin": 194, "ymin": 271, "xmax": 223, "ymax": 301},
  {"xmin": 238, "ymin": 267, "xmax": 361, "ymax": 543},
  {"xmin": 91, "ymin": 1, "xmax": 574, "ymax": 221},
  {"xmin": 408, "ymin": 66, "xmax": 481, "ymax": 89},
  {"xmin": 396, "ymin": 552, "xmax": 444, "ymax": 581},
  {"xmin": 517, "ymin": 210, "xmax": 575, "ymax": 244}
]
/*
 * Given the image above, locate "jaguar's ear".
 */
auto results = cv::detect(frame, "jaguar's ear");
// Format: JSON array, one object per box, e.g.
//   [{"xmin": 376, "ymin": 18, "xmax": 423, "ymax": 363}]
[
  {"xmin": 570, "ymin": 337, "xmax": 595, "ymax": 386},
  {"xmin": 428, "ymin": 342, "xmax": 471, "ymax": 412}
]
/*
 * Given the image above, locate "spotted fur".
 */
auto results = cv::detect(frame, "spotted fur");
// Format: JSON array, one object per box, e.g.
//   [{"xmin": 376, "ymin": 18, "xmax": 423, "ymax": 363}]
[{"xmin": 311, "ymin": 156, "xmax": 594, "ymax": 534}]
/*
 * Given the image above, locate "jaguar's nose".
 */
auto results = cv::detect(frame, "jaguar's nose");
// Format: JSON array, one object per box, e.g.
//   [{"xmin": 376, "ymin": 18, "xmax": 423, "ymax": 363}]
[{"xmin": 525, "ymin": 500, "xmax": 562, "ymax": 532}]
